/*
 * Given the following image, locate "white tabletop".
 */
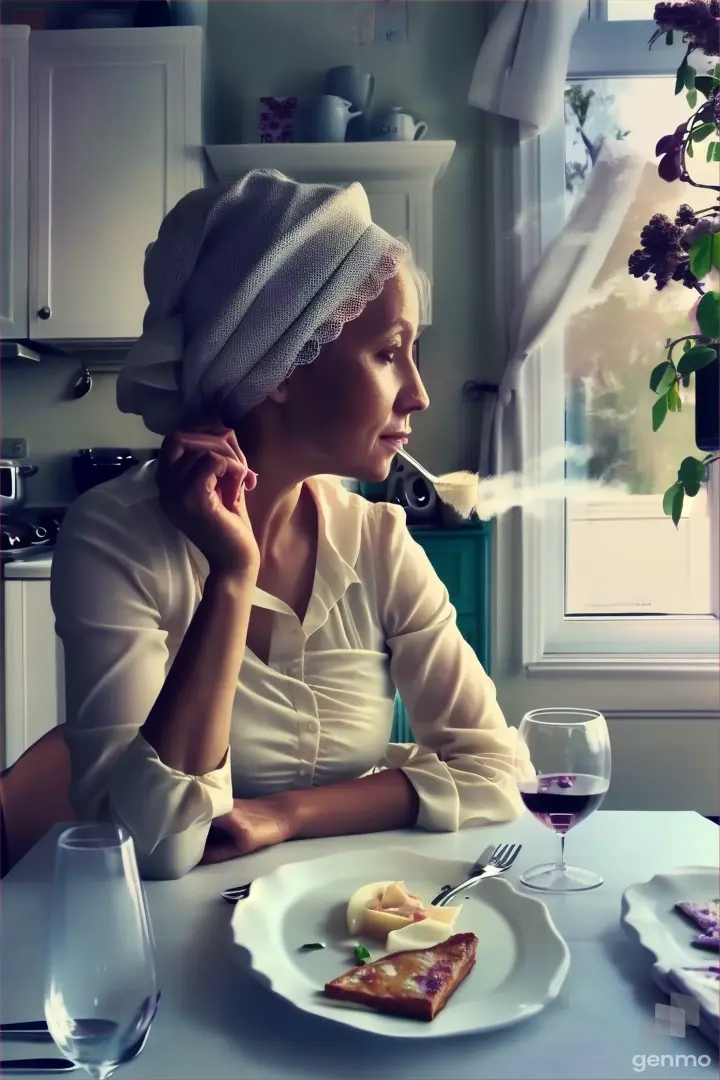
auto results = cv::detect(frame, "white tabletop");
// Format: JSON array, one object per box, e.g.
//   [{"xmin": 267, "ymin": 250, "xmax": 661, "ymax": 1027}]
[{"xmin": 2, "ymin": 811, "xmax": 718, "ymax": 1079}]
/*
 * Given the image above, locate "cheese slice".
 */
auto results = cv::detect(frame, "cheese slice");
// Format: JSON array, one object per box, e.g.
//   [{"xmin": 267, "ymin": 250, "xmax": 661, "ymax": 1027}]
[{"xmin": 345, "ymin": 879, "xmax": 463, "ymax": 950}]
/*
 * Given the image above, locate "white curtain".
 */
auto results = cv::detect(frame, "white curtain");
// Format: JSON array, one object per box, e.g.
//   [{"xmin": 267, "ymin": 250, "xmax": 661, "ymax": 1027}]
[
  {"xmin": 476, "ymin": 142, "xmax": 646, "ymax": 476},
  {"xmin": 468, "ymin": 0, "xmax": 586, "ymax": 138}
]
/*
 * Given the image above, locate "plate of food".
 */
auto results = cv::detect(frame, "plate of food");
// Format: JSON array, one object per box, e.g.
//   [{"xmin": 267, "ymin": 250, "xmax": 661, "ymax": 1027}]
[
  {"xmin": 229, "ymin": 847, "xmax": 571, "ymax": 1037},
  {"xmin": 620, "ymin": 866, "xmax": 720, "ymax": 1042}
]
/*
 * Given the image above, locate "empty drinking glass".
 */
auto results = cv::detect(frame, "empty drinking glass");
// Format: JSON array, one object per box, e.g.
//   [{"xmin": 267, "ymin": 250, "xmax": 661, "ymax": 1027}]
[
  {"xmin": 44, "ymin": 824, "xmax": 159, "ymax": 1078},
  {"xmin": 515, "ymin": 708, "xmax": 611, "ymax": 892}
]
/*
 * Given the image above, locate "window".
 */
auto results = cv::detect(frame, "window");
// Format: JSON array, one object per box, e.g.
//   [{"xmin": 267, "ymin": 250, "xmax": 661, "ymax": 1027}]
[{"xmin": 514, "ymin": 11, "xmax": 720, "ymax": 666}]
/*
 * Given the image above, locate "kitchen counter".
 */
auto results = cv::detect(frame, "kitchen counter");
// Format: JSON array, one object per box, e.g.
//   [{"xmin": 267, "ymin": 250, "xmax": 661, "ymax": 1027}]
[{"xmin": 2, "ymin": 553, "xmax": 53, "ymax": 579}]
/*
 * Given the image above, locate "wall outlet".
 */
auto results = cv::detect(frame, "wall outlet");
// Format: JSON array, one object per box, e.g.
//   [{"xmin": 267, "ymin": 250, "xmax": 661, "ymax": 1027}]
[{"xmin": 0, "ymin": 437, "xmax": 28, "ymax": 459}]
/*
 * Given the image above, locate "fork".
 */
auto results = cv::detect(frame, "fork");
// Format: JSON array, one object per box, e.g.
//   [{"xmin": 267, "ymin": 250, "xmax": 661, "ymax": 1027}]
[
  {"xmin": 221, "ymin": 881, "xmax": 252, "ymax": 904},
  {"xmin": 431, "ymin": 842, "xmax": 522, "ymax": 906}
]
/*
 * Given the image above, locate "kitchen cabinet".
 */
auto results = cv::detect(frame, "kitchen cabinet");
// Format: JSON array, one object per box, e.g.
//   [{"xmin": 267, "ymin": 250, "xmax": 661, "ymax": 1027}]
[
  {"xmin": 0, "ymin": 26, "xmax": 203, "ymax": 346},
  {"xmin": 28, "ymin": 27, "xmax": 204, "ymax": 342},
  {"xmin": 0, "ymin": 26, "xmax": 29, "ymax": 340},
  {"xmin": 204, "ymin": 142, "xmax": 456, "ymax": 325},
  {"xmin": 3, "ymin": 575, "xmax": 64, "ymax": 769}
]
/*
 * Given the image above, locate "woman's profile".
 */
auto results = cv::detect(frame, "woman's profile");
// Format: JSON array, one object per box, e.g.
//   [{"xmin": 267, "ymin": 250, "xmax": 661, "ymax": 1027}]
[{"xmin": 50, "ymin": 168, "xmax": 530, "ymax": 879}]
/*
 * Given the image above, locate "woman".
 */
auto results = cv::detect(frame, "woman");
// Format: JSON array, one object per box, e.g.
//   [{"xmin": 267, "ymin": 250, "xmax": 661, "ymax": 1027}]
[{"xmin": 51, "ymin": 169, "xmax": 529, "ymax": 880}]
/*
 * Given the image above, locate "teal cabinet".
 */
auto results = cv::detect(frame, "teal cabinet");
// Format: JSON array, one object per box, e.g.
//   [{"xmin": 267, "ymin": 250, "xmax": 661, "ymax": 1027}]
[{"xmin": 390, "ymin": 523, "xmax": 492, "ymax": 742}]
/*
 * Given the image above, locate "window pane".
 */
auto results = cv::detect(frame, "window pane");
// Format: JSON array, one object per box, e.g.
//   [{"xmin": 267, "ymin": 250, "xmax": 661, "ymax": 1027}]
[
  {"xmin": 563, "ymin": 77, "xmax": 714, "ymax": 616},
  {"xmin": 606, "ymin": 1, "xmax": 658, "ymax": 19}
]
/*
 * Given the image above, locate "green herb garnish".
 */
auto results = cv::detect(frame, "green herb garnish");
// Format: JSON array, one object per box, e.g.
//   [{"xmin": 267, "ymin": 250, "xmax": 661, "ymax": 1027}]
[
  {"xmin": 354, "ymin": 945, "xmax": 371, "ymax": 965},
  {"xmin": 299, "ymin": 942, "xmax": 325, "ymax": 951}
]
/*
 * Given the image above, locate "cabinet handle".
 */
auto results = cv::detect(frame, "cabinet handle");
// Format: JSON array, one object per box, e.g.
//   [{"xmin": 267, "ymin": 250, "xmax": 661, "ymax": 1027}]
[{"xmin": 38, "ymin": 306, "xmax": 51, "ymax": 320}]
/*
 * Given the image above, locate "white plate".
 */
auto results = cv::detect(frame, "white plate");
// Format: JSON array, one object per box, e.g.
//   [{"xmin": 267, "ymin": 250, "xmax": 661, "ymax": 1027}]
[
  {"xmin": 620, "ymin": 866, "xmax": 720, "ymax": 1037},
  {"xmin": 230, "ymin": 847, "xmax": 571, "ymax": 1038}
]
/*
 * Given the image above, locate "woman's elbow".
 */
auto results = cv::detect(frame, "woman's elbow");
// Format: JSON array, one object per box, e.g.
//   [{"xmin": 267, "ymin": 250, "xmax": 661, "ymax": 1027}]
[{"xmin": 134, "ymin": 828, "xmax": 208, "ymax": 880}]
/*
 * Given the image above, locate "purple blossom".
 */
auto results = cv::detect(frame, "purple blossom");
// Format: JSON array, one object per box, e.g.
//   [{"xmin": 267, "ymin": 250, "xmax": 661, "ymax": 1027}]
[
  {"xmin": 628, "ymin": 213, "xmax": 699, "ymax": 290},
  {"xmin": 654, "ymin": 1, "xmax": 720, "ymax": 56},
  {"xmin": 676, "ymin": 203, "xmax": 699, "ymax": 226}
]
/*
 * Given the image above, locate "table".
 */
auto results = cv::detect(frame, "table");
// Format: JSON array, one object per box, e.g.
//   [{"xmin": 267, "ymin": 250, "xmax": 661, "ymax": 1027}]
[{"xmin": 2, "ymin": 812, "xmax": 718, "ymax": 1079}]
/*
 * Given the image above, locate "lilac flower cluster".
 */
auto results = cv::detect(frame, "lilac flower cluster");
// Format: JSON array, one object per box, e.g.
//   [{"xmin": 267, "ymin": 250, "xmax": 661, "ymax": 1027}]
[
  {"xmin": 654, "ymin": 0, "xmax": 720, "ymax": 56},
  {"xmin": 627, "ymin": 213, "xmax": 704, "ymax": 290}
]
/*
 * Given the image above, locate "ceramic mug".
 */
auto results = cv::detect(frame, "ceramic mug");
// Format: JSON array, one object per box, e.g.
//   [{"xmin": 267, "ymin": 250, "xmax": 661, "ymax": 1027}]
[
  {"xmin": 295, "ymin": 95, "xmax": 362, "ymax": 142},
  {"xmin": 370, "ymin": 107, "xmax": 428, "ymax": 142},
  {"xmin": 324, "ymin": 65, "xmax": 375, "ymax": 114}
]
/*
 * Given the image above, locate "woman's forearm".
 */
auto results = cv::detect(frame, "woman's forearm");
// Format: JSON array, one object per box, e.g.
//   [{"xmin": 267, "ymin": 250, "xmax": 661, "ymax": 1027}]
[
  {"xmin": 273, "ymin": 769, "xmax": 420, "ymax": 840},
  {"xmin": 141, "ymin": 571, "xmax": 255, "ymax": 775}
]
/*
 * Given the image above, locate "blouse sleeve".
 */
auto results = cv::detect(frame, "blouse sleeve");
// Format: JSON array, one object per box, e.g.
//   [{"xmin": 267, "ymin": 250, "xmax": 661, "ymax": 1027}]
[
  {"xmin": 372, "ymin": 503, "xmax": 533, "ymax": 831},
  {"xmin": 50, "ymin": 488, "xmax": 233, "ymax": 879}
]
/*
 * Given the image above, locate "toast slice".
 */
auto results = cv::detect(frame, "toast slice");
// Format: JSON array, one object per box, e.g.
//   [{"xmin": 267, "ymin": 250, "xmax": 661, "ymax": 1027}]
[{"xmin": 323, "ymin": 932, "xmax": 477, "ymax": 1021}]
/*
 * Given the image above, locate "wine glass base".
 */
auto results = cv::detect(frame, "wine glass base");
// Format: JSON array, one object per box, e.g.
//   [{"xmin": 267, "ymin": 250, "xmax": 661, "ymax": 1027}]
[{"xmin": 520, "ymin": 862, "xmax": 603, "ymax": 893}]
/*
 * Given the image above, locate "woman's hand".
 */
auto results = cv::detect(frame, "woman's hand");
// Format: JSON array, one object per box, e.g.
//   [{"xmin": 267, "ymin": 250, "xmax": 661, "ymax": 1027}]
[
  {"xmin": 199, "ymin": 795, "xmax": 297, "ymax": 865},
  {"xmin": 156, "ymin": 424, "xmax": 260, "ymax": 578}
]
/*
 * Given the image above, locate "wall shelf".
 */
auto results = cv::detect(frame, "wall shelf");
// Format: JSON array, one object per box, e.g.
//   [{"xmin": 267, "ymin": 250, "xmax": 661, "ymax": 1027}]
[{"xmin": 204, "ymin": 140, "xmax": 455, "ymax": 186}]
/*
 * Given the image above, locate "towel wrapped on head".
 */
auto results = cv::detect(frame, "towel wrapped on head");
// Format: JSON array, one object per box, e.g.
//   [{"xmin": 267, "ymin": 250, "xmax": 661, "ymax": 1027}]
[{"xmin": 116, "ymin": 169, "xmax": 408, "ymax": 435}]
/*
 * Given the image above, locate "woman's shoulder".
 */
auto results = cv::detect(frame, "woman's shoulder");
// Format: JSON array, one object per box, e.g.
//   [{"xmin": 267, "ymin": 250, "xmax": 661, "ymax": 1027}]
[
  {"xmin": 310, "ymin": 475, "xmax": 409, "ymax": 567},
  {"xmin": 58, "ymin": 460, "xmax": 172, "ymax": 550}
]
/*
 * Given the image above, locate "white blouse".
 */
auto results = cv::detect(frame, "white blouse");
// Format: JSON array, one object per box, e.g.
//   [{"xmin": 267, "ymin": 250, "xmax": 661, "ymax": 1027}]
[{"xmin": 50, "ymin": 463, "xmax": 531, "ymax": 878}]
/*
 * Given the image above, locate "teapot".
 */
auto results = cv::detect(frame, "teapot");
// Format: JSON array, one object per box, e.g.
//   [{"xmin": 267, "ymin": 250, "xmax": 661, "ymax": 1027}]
[
  {"xmin": 369, "ymin": 106, "xmax": 428, "ymax": 142},
  {"xmin": 295, "ymin": 95, "xmax": 362, "ymax": 143}
]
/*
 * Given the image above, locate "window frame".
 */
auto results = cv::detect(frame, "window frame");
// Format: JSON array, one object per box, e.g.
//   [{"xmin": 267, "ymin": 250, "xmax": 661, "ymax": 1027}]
[{"xmin": 504, "ymin": 15, "xmax": 720, "ymax": 678}]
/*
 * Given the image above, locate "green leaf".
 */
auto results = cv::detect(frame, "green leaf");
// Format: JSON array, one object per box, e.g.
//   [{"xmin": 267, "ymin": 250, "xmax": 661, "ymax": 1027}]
[
  {"xmin": 653, "ymin": 393, "xmax": 669, "ymax": 431},
  {"xmin": 714, "ymin": 142, "xmax": 720, "ymax": 161},
  {"xmin": 689, "ymin": 234, "xmax": 713, "ymax": 279},
  {"xmin": 687, "ymin": 138, "xmax": 694, "ymax": 158},
  {"xmin": 678, "ymin": 456, "xmax": 707, "ymax": 486},
  {"xmin": 685, "ymin": 64, "xmax": 697, "ymax": 90},
  {"xmin": 683, "ymin": 339, "xmax": 694, "ymax": 352},
  {"xmin": 676, "ymin": 57, "xmax": 688, "ymax": 95},
  {"xmin": 691, "ymin": 122, "xmax": 715, "ymax": 142},
  {"xmin": 687, "ymin": 87, "xmax": 698, "ymax": 109},
  {"xmin": 650, "ymin": 360, "xmax": 676, "ymax": 393},
  {"xmin": 695, "ymin": 75, "xmax": 716, "ymax": 98},
  {"xmin": 707, "ymin": 140, "xmax": 717, "ymax": 162},
  {"xmin": 696, "ymin": 291, "xmax": 720, "ymax": 338},
  {"xmin": 683, "ymin": 478, "xmax": 702, "ymax": 496},
  {"xmin": 354, "ymin": 945, "xmax": 370, "ymax": 965},
  {"xmin": 667, "ymin": 382, "xmax": 682, "ymax": 412},
  {"xmin": 677, "ymin": 345, "xmax": 717, "ymax": 375},
  {"xmin": 663, "ymin": 481, "xmax": 684, "ymax": 526},
  {"xmin": 712, "ymin": 234, "xmax": 720, "ymax": 272},
  {"xmin": 666, "ymin": 30, "xmax": 674, "ymax": 45},
  {"xmin": 682, "ymin": 371, "xmax": 691, "ymax": 387}
]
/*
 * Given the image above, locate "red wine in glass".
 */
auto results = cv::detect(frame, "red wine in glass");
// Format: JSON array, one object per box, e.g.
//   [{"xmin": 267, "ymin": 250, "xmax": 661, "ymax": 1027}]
[
  {"xmin": 519, "ymin": 773, "xmax": 609, "ymax": 835},
  {"xmin": 515, "ymin": 709, "xmax": 611, "ymax": 892}
]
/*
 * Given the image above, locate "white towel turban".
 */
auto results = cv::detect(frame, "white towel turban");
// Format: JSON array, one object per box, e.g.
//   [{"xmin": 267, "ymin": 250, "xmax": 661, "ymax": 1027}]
[{"xmin": 116, "ymin": 168, "xmax": 407, "ymax": 435}]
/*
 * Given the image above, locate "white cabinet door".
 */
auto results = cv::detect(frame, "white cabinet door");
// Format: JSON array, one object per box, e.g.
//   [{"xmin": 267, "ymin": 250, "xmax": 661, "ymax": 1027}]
[
  {"xmin": 28, "ymin": 27, "xmax": 203, "ymax": 342},
  {"xmin": 3, "ymin": 580, "xmax": 64, "ymax": 769},
  {"xmin": 0, "ymin": 26, "xmax": 29, "ymax": 340}
]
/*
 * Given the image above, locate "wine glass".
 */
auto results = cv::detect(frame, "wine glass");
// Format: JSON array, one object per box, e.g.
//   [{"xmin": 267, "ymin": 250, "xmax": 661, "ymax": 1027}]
[
  {"xmin": 44, "ymin": 824, "xmax": 159, "ymax": 1079},
  {"xmin": 515, "ymin": 708, "xmax": 611, "ymax": 892}
]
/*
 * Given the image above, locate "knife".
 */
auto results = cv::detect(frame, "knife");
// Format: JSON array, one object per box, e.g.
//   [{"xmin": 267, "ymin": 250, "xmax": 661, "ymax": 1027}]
[
  {"xmin": 432, "ymin": 845, "xmax": 496, "ymax": 905},
  {"xmin": 0, "ymin": 1021, "xmax": 53, "ymax": 1041},
  {"xmin": 0, "ymin": 1059, "xmax": 76, "ymax": 1073}
]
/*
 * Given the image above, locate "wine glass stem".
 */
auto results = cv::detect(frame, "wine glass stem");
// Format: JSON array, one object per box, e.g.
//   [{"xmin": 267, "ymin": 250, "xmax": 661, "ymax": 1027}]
[{"xmin": 555, "ymin": 832, "xmax": 566, "ymax": 872}]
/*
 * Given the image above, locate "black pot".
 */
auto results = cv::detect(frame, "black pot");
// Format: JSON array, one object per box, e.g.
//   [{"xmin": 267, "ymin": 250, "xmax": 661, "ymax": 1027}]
[
  {"xmin": 695, "ymin": 358, "xmax": 720, "ymax": 453},
  {"xmin": 71, "ymin": 448, "xmax": 139, "ymax": 494}
]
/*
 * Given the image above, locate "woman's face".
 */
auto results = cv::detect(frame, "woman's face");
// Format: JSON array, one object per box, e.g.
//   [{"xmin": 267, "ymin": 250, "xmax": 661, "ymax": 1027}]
[{"xmin": 275, "ymin": 267, "xmax": 430, "ymax": 482}]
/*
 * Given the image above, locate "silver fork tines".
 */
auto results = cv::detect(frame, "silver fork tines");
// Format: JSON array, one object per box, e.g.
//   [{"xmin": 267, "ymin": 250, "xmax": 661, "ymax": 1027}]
[
  {"xmin": 221, "ymin": 882, "xmax": 252, "ymax": 904},
  {"xmin": 432, "ymin": 842, "xmax": 522, "ymax": 907}
]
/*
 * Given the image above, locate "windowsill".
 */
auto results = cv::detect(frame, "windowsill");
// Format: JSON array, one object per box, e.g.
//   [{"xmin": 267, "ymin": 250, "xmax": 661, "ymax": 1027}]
[{"xmin": 526, "ymin": 654, "xmax": 720, "ymax": 677}]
